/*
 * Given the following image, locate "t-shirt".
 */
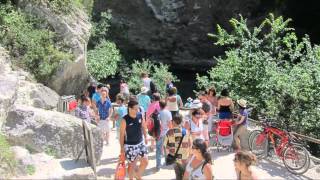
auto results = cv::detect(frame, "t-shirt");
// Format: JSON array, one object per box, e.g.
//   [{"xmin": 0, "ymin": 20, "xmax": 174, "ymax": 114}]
[
  {"xmin": 159, "ymin": 109, "xmax": 172, "ymax": 137},
  {"xmin": 164, "ymin": 127, "xmax": 192, "ymax": 164},
  {"xmin": 137, "ymin": 94, "xmax": 151, "ymax": 113},
  {"xmin": 239, "ymin": 109, "xmax": 248, "ymax": 126},
  {"xmin": 116, "ymin": 105, "xmax": 127, "ymax": 128},
  {"xmin": 142, "ymin": 77, "xmax": 152, "ymax": 90},
  {"xmin": 97, "ymin": 99, "xmax": 112, "ymax": 120},
  {"xmin": 92, "ymin": 92, "xmax": 101, "ymax": 103}
]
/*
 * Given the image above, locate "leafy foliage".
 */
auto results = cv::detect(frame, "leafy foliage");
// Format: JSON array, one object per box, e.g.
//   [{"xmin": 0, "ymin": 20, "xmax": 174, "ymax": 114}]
[
  {"xmin": 0, "ymin": 3, "xmax": 73, "ymax": 82},
  {"xmin": 0, "ymin": 134, "xmax": 16, "ymax": 178},
  {"xmin": 88, "ymin": 11, "xmax": 112, "ymax": 48},
  {"xmin": 123, "ymin": 59, "xmax": 179, "ymax": 95},
  {"xmin": 26, "ymin": 165, "xmax": 35, "ymax": 175},
  {"xmin": 197, "ymin": 14, "xmax": 320, "ymax": 138},
  {"xmin": 87, "ymin": 40, "xmax": 122, "ymax": 80}
]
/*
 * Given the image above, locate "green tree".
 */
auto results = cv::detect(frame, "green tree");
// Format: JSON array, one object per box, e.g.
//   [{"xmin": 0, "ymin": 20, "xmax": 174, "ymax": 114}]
[
  {"xmin": 87, "ymin": 40, "xmax": 121, "ymax": 80},
  {"xmin": 0, "ymin": 3, "xmax": 73, "ymax": 82},
  {"xmin": 197, "ymin": 14, "xmax": 320, "ymax": 138},
  {"xmin": 124, "ymin": 59, "xmax": 179, "ymax": 95}
]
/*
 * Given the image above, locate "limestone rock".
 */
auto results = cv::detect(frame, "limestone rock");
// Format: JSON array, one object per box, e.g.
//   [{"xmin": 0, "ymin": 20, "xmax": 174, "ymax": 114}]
[
  {"xmin": 0, "ymin": 47, "xmax": 18, "ymax": 129},
  {"xmin": 11, "ymin": 146, "xmax": 35, "ymax": 176},
  {"xmin": 4, "ymin": 105, "xmax": 103, "ymax": 163},
  {"xmin": 19, "ymin": 0, "xmax": 92, "ymax": 96}
]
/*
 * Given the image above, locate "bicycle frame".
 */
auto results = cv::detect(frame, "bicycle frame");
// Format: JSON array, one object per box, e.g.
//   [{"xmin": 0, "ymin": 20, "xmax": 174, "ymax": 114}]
[{"xmin": 258, "ymin": 125, "xmax": 289, "ymax": 159}]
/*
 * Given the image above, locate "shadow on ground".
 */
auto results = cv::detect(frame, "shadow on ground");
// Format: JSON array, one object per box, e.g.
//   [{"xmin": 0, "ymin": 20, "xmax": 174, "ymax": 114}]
[{"xmin": 60, "ymin": 159, "xmax": 89, "ymax": 170}]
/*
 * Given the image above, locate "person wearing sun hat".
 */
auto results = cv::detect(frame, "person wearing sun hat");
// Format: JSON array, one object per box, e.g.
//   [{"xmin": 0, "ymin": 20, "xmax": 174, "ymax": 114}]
[{"xmin": 233, "ymin": 99, "xmax": 248, "ymax": 151}]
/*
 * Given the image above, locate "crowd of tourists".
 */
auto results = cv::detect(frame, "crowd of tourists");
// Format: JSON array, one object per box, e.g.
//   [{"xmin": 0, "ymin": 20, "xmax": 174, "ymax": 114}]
[{"xmin": 75, "ymin": 72, "xmax": 257, "ymax": 180}]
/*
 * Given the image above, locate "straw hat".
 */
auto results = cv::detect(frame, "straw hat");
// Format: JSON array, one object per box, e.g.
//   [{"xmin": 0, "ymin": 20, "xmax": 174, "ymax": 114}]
[
  {"xmin": 140, "ymin": 86, "xmax": 149, "ymax": 94},
  {"xmin": 190, "ymin": 99, "xmax": 203, "ymax": 109},
  {"xmin": 237, "ymin": 99, "xmax": 247, "ymax": 108}
]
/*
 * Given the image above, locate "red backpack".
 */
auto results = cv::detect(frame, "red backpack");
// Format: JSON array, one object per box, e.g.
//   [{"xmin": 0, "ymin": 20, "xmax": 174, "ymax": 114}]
[
  {"xmin": 147, "ymin": 109, "xmax": 162, "ymax": 139},
  {"xmin": 218, "ymin": 120, "xmax": 232, "ymax": 136}
]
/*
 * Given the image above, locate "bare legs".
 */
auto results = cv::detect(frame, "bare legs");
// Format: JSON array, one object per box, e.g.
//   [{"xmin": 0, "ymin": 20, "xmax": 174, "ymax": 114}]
[{"xmin": 127, "ymin": 157, "xmax": 148, "ymax": 180}]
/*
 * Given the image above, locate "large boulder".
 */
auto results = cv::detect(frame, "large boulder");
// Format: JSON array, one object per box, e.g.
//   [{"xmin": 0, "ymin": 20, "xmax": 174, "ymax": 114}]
[
  {"xmin": 4, "ymin": 105, "xmax": 103, "ymax": 163},
  {"xmin": 19, "ymin": 0, "xmax": 92, "ymax": 96}
]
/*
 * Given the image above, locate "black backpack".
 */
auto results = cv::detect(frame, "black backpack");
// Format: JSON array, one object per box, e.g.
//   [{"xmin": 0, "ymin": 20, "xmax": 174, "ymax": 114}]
[
  {"xmin": 150, "ymin": 81, "xmax": 157, "ymax": 94},
  {"xmin": 147, "ymin": 109, "xmax": 161, "ymax": 139}
]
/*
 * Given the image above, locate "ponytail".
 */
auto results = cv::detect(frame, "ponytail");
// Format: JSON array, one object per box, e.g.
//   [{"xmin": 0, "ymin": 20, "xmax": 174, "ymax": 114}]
[{"xmin": 203, "ymin": 151, "xmax": 212, "ymax": 165}]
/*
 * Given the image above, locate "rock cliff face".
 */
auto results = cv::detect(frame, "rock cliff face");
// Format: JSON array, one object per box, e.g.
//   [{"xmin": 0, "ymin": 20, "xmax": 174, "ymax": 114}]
[
  {"xmin": 93, "ymin": 0, "xmax": 272, "ymax": 71},
  {"xmin": 18, "ymin": 0, "xmax": 92, "ymax": 96},
  {"xmin": 0, "ymin": 46, "xmax": 103, "ymax": 164}
]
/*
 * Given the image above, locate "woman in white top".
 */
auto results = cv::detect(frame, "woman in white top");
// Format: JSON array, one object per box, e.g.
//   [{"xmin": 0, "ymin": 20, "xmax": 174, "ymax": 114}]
[
  {"xmin": 184, "ymin": 139, "xmax": 213, "ymax": 180},
  {"xmin": 166, "ymin": 87, "xmax": 180, "ymax": 117},
  {"xmin": 184, "ymin": 109, "xmax": 207, "ymax": 141}
]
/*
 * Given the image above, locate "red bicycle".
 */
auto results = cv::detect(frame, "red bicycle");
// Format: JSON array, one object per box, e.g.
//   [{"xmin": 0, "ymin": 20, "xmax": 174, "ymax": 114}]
[{"xmin": 250, "ymin": 118, "xmax": 310, "ymax": 174}]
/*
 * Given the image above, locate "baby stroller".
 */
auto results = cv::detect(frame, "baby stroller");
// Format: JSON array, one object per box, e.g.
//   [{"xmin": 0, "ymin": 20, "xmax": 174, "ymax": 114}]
[{"xmin": 216, "ymin": 120, "xmax": 234, "ymax": 152}]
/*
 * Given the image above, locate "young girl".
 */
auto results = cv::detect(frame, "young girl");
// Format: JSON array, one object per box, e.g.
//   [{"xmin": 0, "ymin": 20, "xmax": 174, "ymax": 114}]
[
  {"xmin": 114, "ymin": 94, "xmax": 127, "ymax": 140},
  {"xmin": 234, "ymin": 151, "xmax": 257, "ymax": 180}
]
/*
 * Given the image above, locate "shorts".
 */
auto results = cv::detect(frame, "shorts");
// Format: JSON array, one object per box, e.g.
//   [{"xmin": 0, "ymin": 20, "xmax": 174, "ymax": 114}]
[
  {"xmin": 98, "ymin": 119, "xmax": 110, "ymax": 134},
  {"xmin": 124, "ymin": 141, "xmax": 148, "ymax": 163}
]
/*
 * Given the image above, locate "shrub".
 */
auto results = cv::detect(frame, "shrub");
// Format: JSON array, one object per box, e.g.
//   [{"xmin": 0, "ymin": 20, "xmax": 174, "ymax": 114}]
[
  {"xmin": 124, "ymin": 59, "xmax": 179, "ymax": 95},
  {"xmin": 26, "ymin": 165, "xmax": 35, "ymax": 175},
  {"xmin": 197, "ymin": 14, "xmax": 320, "ymax": 138},
  {"xmin": 87, "ymin": 40, "xmax": 122, "ymax": 80},
  {"xmin": 88, "ymin": 11, "xmax": 112, "ymax": 48},
  {"xmin": 0, "ymin": 3, "xmax": 73, "ymax": 82}
]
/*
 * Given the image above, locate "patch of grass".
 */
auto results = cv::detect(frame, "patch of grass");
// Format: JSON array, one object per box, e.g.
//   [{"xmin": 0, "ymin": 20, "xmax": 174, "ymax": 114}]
[
  {"xmin": 0, "ymin": 134, "xmax": 16, "ymax": 177},
  {"xmin": 26, "ymin": 165, "xmax": 35, "ymax": 175}
]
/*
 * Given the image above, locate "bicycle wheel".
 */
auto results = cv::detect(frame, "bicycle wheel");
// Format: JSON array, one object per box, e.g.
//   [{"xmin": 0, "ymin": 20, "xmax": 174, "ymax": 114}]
[
  {"xmin": 248, "ymin": 130, "xmax": 262, "ymax": 151},
  {"xmin": 250, "ymin": 132, "xmax": 268, "ymax": 158},
  {"xmin": 283, "ymin": 144, "xmax": 310, "ymax": 174}
]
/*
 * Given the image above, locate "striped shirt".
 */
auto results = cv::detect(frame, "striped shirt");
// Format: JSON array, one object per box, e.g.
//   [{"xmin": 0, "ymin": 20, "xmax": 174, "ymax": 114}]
[{"xmin": 164, "ymin": 127, "xmax": 192, "ymax": 164}]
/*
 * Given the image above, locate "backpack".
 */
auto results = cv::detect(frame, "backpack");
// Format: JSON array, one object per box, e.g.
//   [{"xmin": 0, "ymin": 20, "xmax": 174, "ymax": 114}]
[
  {"xmin": 150, "ymin": 81, "xmax": 157, "ymax": 94},
  {"xmin": 147, "ymin": 109, "xmax": 161, "ymax": 139}
]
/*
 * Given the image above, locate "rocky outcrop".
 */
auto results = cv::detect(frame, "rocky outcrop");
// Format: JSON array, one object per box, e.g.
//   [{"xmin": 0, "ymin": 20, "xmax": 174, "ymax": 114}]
[
  {"xmin": 0, "ymin": 47, "xmax": 18, "ymax": 128},
  {"xmin": 11, "ymin": 146, "xmax": 96, "ymax": 179},
  {"xmin": 18, "ymin": 0, "xmax": 92, "ymax": 96},
  {"xmin": 0, "ymin": 46, "xmax": 103, "ymax": 165},
  {"xmin": 5, "ymin": 105, "xmax": 103, "ymax": 161},
  {"xmin": 93, "ymin": 0, "xmax": 270, "ymax": 71}
]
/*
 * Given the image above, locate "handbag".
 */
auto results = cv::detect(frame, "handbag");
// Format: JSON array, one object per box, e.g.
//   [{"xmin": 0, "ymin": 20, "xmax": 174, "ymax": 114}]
[
  {"xmin": 166, "ymin": 130, "xmax": 185, "ymax": 165},
  {"xmin": 115, "ymin": 161, "xmax": 126, "ymax": 180}
]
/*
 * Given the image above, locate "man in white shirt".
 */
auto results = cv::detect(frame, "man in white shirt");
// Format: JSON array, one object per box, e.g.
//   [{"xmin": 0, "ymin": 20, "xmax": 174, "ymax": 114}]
[{"xmin": 141, "ymin": 72, "xmax": 151, "ymax": 90}]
